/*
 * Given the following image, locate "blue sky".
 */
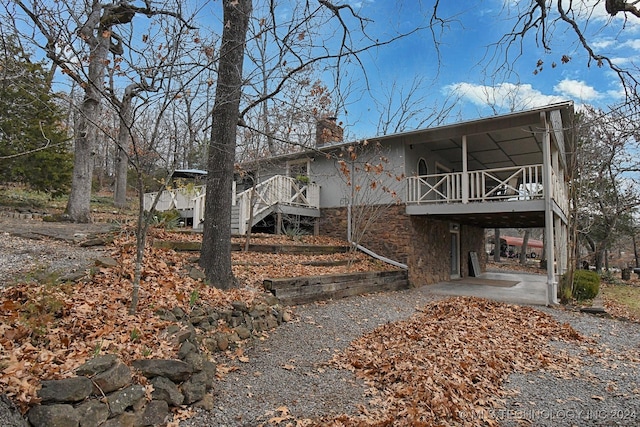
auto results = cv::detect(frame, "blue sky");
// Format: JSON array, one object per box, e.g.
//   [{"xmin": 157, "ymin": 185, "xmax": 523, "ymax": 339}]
[
  {"xmin": 333, "ymin": 0, "xmax": 639, "ymax": 137},
  {"xmin": 13, "ymin": 1, "xmax": 637, "ymax": 139}
]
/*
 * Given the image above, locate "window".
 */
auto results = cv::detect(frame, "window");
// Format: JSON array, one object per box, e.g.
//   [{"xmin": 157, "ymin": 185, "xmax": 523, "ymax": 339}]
[
  {"xmin": 287, "ymin": 159, "xmax": 310, "ymax": 180},
  {"xmin": 418, "ymin": 158, "xmax": 428, "ymax": 176}
]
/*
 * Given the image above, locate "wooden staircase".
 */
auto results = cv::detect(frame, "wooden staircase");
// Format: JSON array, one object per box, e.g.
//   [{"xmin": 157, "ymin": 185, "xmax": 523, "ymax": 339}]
[{"xmin": 146, "ymin": 175, "xmax": 320, "ymax": 235}]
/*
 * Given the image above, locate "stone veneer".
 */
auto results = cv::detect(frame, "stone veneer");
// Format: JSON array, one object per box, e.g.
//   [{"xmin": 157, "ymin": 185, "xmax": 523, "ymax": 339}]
[{"xmin": 319, "ymin": 205, "xmax": 486, "ymax": 286}]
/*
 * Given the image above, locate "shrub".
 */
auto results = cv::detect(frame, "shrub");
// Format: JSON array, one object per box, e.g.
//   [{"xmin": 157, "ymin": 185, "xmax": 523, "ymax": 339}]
[
  {"xmin": 571, "ymin": 270, "xmax": 600, "ymax": 301},
  {"xmin": 150, "ymin": 209, "xmax": 182, "ymax": 229}
]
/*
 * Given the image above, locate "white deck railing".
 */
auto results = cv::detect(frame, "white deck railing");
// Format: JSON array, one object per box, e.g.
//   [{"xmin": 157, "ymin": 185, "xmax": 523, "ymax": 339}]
[
  {"xmin": 143, "ymin": 185, "xmax": 206, "ymax": 213},
  {"xmin": 190, "ymin": 175, "xmax": 319, "ymax": 232},
  {"xmin": 406, "ymin": 164, "xmax": 546, "ymax": 204}
]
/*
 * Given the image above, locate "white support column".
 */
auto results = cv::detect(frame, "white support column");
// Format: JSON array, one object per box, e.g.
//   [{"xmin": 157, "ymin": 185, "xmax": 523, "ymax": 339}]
[
  {"xmin": 462, "ymin": 135, "xmax": 469, "ymax": 204},
  {"xmin": 541, "ymin": 112, "xmax": 558, "ymax": 305}
]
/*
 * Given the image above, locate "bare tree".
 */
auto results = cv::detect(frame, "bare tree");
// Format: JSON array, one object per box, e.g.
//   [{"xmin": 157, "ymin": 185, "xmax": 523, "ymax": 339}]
[
  {"xmin": 574, "ymin": 105, "xmax": 640, "ymax": 271},
  {"xmin": 373, "ymin": 76, "xmax": 456, "ymax": 135},
  {"xmin": 8, "ymin": 0, "xmax": 194, "ymax": 222},
  {"xmin": 475, "ymin": 1, "xmax": 640, "ymax": 107},
  {"xmin": 200, "ymin": 1, "xmax": 432, "ymax": 288}
]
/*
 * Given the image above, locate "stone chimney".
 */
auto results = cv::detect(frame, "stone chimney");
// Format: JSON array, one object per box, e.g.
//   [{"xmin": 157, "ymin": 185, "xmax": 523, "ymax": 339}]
[{"xmin": 315, "ymin": 116, "xmax": 343, "ymax": 147}]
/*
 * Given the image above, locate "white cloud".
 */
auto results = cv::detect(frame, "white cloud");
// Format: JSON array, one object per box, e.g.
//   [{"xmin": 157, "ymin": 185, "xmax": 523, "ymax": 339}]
[
  {"xmin": 553, "ymin": 78, "xmax": 603, "ymax": 101},
  {"xmin": 620, "ymin": 39, "xmax": 640, "ymax": 50},
  {"xmin": 443, "ymin": 82, "xmax": 567, "ymax": 112}
]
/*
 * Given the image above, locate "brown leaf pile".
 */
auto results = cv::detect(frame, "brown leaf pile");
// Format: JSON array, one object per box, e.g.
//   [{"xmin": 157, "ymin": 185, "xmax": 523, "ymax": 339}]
[{"xmin": 319, "ymin": 297, "xmax": 586, "ymax": 426}]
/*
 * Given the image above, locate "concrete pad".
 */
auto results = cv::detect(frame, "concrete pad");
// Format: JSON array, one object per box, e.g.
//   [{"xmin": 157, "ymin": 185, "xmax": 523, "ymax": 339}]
[{"xmin": 427, "ymin": 270, "xmax": 548, "ymax": 306}]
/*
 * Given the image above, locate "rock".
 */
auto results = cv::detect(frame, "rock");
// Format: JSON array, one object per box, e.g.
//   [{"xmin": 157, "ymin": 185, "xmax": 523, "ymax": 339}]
[
  {"xmin": 188, "ymin": 267, "xmax": 206, "ymax": 280},
  {"xmin": 192, "ymin": 393, "xmax": 215, "ymax": 411},
  {"xmin": 141, "ymin": 400, "xmax": 169, "ymax": 426},
  {"xmin": 231, "ymin": 301, "xmax": 249, "ymax": 312},
  {"xmin": 282, "ymin": 310, "xmax": 292, "ymax": 322},
  {"xmin": 173, "ymin": 328, "xmax": 193, "ymax": 344},
  {"xmin": 132, "ymin": 359, "xmax": 192, "ymax": 382},
  {"xmin": 100, "ymin": 412, "xmax": 139, "ymax": 427},
  {"xmin": 215, "ymin": 333, "xmax": 229, "ymax": 351},
  {"xmin": 28, "ymin": 404, "xmax": 80, "ymax": 427},
  {"xmin": 106, "ymin": 385, "xmax": 146, "ymax": 416},
  {"xmin": 202, "ymin": 337, "xmax": 218, "ymax": 353},
  {"xmin": 94, "ymin": 257, "xmax": 118, "ymax": 268},
  {"xmin": 172, "ymin": 306, "xmax": 186, "ymax": 320},
  {"xmin": 234, "ymin": 326, "xmax": 251, "ymax": 340},
  {"xmin": 201, "ymin": 360, "xmax": 217, "ymax": 388},
  {"xmin": 38, "ymin": 377, "xmax": 93, "ymax": 403},
  {"xmin": 155, "ymin": 308, "xmax": 177, "ymax": 322},
  {"xmin": 76, "ymin": 400, "xmax": 109, "ymax": 427},
  {"xmin": 184, "ymin": 352, "xmax": 205, "ymax": 372},
  {"xmin": 178, "ymin": 341, "xmax": 197, "ymax": 360},
  {"xmin": 92, "ymin": 361, "xmax": 132, "ymax": 394},
  {"xmin": 0, "ymin": 394, "xmax": 29, "ymax": 427},
  {"xmin": 150, "ymin": 376, "xmax": 184, "ymax": 406},
  {"xmin": 181, "ymin": 372, "xmax": 207, "ymax": 404},
  {"xmin": 76, "ymin": 354, "xmax": 118, "ymax": 376}
]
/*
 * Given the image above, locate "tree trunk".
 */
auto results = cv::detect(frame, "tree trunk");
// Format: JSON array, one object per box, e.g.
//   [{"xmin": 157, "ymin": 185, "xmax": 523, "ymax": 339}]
[
  {"xmin": 65, "ymin": 4, "xmax": 111, "ymax": 222},
  {"xmin": 633, "ymin": 233, "xmax": 639, "ymax": 268},
  {"xmin": 493, "ymin": 228, "xmax": 501, "ymax": 262},
  {"xmin": 200, "ymin": 0, "xmax": 252, "ymax": 289},
  {"xmin": 114, "ymin": 85, "xmax": 137, "ymax": 208},
  {"xmin": 114, "ymin": 147, "xmax": 129, "ymax": 208},
  {"xmin": 519, "ymin": 230, "xmax": 530, "ymax": 265},
  {"xmin": 65, "ymin": 100, "xmax": 98, "ymax": 222}
]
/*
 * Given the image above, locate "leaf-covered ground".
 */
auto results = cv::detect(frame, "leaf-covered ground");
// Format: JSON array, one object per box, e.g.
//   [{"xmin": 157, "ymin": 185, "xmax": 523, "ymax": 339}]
[
  {"xmin": 1, "ymin": 227, "xmax": 635, "ymax": 424},
  {"xmin": 316, "ymin": 297, "xmax": 587, "ymax": 426},
  {"xmin": 0, "ymin": 228, "xmax": 391, "ymax": 412}
]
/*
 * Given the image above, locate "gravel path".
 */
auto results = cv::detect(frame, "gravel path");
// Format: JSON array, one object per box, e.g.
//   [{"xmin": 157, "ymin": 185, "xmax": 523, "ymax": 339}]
[
  {"xmin": 181, "ymin": 291, "xmax": 640, "ymax": 427},
  {"xmin": 500, "ymin": 307, "xmax": 640, "ymax": 427},
  {"xmin": 0, "ymin": 216, "xmax": 114, "ymax": 284},
  {"xmin": 181, "ymin": 287, "xmax": 442, "ymax": 426}
]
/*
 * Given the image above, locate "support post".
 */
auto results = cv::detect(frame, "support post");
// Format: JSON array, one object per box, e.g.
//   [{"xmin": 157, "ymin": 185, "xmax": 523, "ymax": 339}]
[
  {"xmin": 462, "ymin": 135, "xmax": 469, "ymax": 204},
  {"xmin": 541, "ymin": 112, "xmax": 557, "ymax": 305}
]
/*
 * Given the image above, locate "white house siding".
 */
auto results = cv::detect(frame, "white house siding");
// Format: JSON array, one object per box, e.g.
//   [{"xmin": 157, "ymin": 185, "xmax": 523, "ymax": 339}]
[{"xmin": 309, "ymin": 141, "xmax": 408, "ymax": 208}]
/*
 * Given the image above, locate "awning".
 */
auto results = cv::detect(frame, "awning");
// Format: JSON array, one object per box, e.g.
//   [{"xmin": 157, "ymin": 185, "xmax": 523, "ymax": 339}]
[{"xmin": 498, "ymin": 235, "xmax": 544, "ymax": 249}]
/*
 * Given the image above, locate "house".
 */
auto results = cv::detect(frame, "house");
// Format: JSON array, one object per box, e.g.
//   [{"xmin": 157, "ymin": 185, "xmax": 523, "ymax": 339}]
[{"xmin": 146, "ymin": 102, "xmax": 574, "ymax": 305}]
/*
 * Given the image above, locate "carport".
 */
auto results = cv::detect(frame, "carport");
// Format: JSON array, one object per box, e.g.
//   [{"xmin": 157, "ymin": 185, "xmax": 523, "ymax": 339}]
[{"xmin": 428, "ymin": 271, "xmax": 548, "ymax": 306}]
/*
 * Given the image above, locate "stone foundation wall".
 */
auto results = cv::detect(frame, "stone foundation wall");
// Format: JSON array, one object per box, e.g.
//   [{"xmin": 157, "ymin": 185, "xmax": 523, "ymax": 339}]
[
  {"xmin": 319, "ymin": 205, "xmax": 412, "ymax": 264},
  {"xmin": 319, "ymin": 206, "xmax": 486, "ymax": 287},
  {"xmin": 461, "ymin": 224, "xmax": 487, "ymax": 277},
  {"xmin": 406, "ymin": 217, "xmax": 451, "ymax": 286}
]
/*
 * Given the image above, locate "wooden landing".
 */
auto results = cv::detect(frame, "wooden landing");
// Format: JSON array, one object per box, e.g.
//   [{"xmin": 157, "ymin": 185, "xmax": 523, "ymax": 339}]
[{"xmin": 264, "ymin": 270, "xmax": 409, "ymax": 306}]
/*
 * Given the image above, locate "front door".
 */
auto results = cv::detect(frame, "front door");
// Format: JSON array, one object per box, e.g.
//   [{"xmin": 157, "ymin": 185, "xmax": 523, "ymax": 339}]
[{"xmin": 450, "ymin": 223, "xmax": 460, "ymax": 279}]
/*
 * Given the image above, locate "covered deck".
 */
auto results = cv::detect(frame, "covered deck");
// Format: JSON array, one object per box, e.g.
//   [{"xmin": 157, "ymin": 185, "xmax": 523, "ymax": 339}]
[{"xmin": 396, "ymin": 102, "xmax": 574, "ymax": 304}]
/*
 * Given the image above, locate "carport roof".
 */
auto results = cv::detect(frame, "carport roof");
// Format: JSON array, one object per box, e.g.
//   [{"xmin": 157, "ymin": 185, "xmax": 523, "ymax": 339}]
[{"xmin": 371, "ymin": 101, "xmax": 574, "ymax": 172}]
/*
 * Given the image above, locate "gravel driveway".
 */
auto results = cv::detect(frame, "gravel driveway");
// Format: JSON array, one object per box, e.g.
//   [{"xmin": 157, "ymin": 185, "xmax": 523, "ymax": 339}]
[{"xmin": 181, "ymin": 289, "xmax": 640, "ymax": 427}]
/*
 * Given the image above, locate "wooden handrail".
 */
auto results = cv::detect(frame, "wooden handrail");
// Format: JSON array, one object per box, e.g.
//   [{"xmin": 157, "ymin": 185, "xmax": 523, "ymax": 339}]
[{"xmin": 407, "ymin": 164, "xmax": 545, "ymax": 204}]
